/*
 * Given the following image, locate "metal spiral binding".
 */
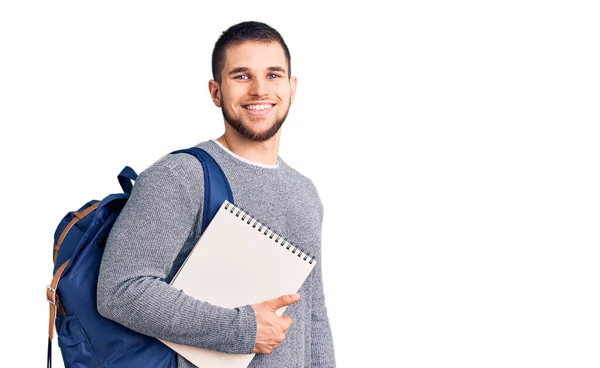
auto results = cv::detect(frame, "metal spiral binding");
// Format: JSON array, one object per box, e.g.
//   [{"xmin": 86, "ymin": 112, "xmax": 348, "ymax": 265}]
[{"xmin": 223, "ymin": 201, "xmax": 315, "ymax": 264}]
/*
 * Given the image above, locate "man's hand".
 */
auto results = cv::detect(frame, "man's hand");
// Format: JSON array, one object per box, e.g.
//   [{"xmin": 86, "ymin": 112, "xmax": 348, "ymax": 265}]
[{"xmin": 252, "ymin": 293, "xmax": 300, "ymax": 354}]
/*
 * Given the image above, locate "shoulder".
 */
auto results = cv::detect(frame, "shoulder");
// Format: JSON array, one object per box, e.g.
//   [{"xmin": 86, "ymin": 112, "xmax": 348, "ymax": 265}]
[
  {"xmin": 138, "ymin": 153, "xmax": 203, "ymax": 186},
  {"xmin": 280, "ymin": 160, "xmax": 316, "ymax": 189},
  {"xmin": 280, "ymin": 160, "xmax": 324, "ymax": 215},
  {"xmin": 144, "ymin": 151, "xmax": 204, "ymax": 178},
  {"xmin": 135, "ymin": 148, "xmax": 206, "ymax": 205}
]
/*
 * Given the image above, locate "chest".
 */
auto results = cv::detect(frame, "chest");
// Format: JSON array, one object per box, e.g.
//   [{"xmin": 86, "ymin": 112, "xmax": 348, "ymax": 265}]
[{"xmin": 232, "ymin": 189, "xmax": 322, "ymax": 259}]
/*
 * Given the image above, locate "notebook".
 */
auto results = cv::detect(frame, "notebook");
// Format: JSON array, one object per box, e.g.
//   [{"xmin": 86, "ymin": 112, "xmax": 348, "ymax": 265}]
[{"xmin": 160, "ymin": 199, "xmax": 317, "ymax": 368}]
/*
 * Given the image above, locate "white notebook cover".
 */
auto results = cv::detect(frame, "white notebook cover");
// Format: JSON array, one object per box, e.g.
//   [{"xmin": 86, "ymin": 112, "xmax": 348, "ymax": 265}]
[{"xmin": 160, "ymin": 200, "xmax": 316, "ymax": 368}]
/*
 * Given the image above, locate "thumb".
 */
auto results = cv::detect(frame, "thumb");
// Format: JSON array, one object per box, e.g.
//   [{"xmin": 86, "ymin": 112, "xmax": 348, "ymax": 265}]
[{"xmin": 270, "ymin": 293, "xmax": 300, "ymax": 310}]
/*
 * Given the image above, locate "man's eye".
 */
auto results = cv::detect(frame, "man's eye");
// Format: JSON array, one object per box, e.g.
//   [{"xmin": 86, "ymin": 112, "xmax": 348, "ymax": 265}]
[
  {"xmin": 268, "ymin": 74, "xmax": 280, "ymax": 79},
  {"xmin": 235, "ymin": 75, "xmax": 249, "ymax": 80}
]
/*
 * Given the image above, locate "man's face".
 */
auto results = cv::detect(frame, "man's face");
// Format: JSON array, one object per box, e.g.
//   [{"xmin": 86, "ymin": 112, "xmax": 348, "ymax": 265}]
[{"xmin": 210, "ymin": 41, "xmax": 297, "ymax": 142}]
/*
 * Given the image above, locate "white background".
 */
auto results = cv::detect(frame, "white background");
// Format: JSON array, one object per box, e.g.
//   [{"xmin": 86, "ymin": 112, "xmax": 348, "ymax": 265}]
[{"xmin": 1, "ymin": 1, "xmax": 599, "ymax": 367}]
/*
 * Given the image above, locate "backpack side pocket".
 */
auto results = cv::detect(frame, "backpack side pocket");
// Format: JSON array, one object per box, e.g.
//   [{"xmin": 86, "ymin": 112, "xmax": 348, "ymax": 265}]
[{"xmin": 56, "ymin": 314, "xmax": 99, "ymax": 368}]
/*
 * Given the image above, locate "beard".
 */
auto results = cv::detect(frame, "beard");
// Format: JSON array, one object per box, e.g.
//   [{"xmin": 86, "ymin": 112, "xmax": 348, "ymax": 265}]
[{"xmin": 220, "ymin": 97, "xmax": 291, "ymax": 142}]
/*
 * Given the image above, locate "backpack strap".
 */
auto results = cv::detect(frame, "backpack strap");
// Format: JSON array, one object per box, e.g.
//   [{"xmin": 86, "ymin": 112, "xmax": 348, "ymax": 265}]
[
  {"xmin": 170, "ymin": 147, "xmax": 234, "ymax": 233},
  {"xmin": 46, "ymin": 259, "xmax": 70, "ymax": 368},
  {"xmin": 117, "ymin": 166, "xmax": 137, "ymax": 194},
  {"xmin": 47, "ymin": 259, "xmax": 69, "ymax": 338},
  {"xmin": 53, "ymin": 202, "xmax": 100, "ymax": 264}
]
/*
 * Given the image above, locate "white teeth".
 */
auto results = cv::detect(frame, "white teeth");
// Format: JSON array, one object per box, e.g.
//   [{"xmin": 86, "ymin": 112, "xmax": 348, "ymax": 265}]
[{"xmin": 245, "ymin": 104, "xmax": 272, "ymax": 111}]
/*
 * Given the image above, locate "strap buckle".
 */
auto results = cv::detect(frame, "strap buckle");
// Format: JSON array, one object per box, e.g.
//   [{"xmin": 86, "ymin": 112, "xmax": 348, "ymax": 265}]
[{"xmin": 46, "ymin": 285, "xmax": 56, "ymax": 306}]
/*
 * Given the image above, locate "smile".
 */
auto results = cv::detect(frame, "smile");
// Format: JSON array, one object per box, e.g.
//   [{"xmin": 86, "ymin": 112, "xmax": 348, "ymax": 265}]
[{"xmin": 243, "ymin": 104, "xmax": 275, "ymax": 116}]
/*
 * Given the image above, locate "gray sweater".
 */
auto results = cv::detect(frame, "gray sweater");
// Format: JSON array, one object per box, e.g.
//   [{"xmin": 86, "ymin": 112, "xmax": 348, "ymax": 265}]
[{"xmin": 97, "ymin": 139, "xmax": 335, "ymax": 368}]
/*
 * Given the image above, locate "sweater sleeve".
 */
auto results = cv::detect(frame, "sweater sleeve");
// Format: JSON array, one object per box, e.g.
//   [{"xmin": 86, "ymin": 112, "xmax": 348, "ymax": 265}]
[
  {"xmin": 311, "ymin": 203, "xmax": 337, "ymax": 367},
  {"xmin": 96, "ymin": 157, "xmax": 256, "ymax": 354}
]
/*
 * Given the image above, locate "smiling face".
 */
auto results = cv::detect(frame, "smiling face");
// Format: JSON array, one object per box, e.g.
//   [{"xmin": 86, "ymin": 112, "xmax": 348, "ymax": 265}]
[{"xmin": 209, "ymin": 41, "xmax": 297, "ymax": 142}]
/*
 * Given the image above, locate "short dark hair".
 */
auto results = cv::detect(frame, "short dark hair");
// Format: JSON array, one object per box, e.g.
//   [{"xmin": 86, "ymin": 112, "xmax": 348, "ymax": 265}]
[{"xmin": 211, "ymin": 21, "xmax": 291, "ymax": 84}]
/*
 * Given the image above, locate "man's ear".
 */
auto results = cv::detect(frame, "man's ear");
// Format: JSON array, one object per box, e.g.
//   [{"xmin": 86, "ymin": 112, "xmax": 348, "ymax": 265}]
[
  {"xmin": 290, "ymin": 76, "xmax": 297, "ymax": 105},
  {"xmin": 208, "ymin": 80, "xmax": 221, "ymax": 107}
]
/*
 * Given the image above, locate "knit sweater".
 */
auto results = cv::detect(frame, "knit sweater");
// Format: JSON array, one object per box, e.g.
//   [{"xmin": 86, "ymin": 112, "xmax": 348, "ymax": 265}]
[{"xmin": 97, "ymin": 139, "xmax": 336, "ymax": 367}]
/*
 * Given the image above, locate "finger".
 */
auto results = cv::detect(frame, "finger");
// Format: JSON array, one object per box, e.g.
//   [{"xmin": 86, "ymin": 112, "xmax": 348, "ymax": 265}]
[
  {"xmin": 270, "ymin": 293, "xmax": 300, "ymax": 309},
  {"xmin": 280, "ymin": 315, "xmax": 293, "ymax": 330}
]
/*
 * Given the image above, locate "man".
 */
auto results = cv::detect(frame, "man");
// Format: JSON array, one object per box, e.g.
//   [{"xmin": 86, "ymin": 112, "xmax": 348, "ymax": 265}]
[{"xmin": 97, "ymin": 21, "xmax": 336, "ymax": 367}]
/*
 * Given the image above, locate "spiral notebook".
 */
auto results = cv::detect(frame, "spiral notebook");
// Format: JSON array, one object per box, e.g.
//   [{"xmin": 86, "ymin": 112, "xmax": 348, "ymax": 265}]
[{"xmin": 160, "ymin": 200, "xmax": 317, "ymax": 368}]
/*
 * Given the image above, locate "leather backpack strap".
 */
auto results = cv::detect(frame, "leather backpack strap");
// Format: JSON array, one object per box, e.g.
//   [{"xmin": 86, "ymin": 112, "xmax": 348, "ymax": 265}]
[
  {"xmin": 53, "ymin": 202, "xmax": 100, "ymax": 264},
  {"xmin": 47, "ymin": 259, "xmax": 69, "ymax": 339},
  {"xmin": 46, "ymin": 259, "xmax": 69, "ymax": 368}
]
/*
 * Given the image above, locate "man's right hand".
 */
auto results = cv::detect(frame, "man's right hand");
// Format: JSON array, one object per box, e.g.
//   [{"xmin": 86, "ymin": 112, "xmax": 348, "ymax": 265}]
[{"xmin": 251, "ymin": 293, "xmax": 300, "ymax": 354}]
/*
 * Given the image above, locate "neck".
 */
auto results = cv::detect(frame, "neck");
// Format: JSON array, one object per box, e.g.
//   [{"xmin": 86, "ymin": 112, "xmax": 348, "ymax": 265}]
[{"xmin": 216, "ymin": 126, "xmax": 281, "ymax": 166}]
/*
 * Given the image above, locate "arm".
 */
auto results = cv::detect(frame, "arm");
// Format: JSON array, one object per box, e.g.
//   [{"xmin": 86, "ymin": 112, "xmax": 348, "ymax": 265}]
[
  {"xmin": 311, "ymin": 204, "xmax": 337, "ymax": 367},
  {"xmin": 96, "ymin": 156, "xmax": 256, "ymax": 354}
]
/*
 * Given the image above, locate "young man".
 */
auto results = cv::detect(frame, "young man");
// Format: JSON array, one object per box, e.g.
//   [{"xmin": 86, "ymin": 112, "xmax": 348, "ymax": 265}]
[{"xmin": 97, "ymin": 21, "xmax": 336, "ymax": 367}]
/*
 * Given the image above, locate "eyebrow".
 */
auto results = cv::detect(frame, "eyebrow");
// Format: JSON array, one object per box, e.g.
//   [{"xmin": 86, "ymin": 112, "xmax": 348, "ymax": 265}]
[
  {"xmin": 227, "ymin": 66, "xmax": 288, "ymax": 75},
  {"xmin": 267, "ymin": 66, "xmax": 287, "ymax": 74}
]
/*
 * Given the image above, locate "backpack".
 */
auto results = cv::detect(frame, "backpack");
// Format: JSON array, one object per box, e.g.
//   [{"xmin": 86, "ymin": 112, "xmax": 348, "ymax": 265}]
[{"xmin": 46, "ymin": 147, "xmax": 235, "ymax": 368}]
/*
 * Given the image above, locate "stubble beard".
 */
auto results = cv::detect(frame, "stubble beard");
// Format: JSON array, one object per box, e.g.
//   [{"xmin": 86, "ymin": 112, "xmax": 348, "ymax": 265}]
[{"xmin": 220, "ymin": 97, "xmax": 291, "ymax": 142}]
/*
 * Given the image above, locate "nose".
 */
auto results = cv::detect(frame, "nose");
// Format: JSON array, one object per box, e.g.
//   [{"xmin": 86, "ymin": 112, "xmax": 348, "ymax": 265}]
[{"xmin": 249, "ymin": 77, "xmax": 268, "ymax": 97}]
